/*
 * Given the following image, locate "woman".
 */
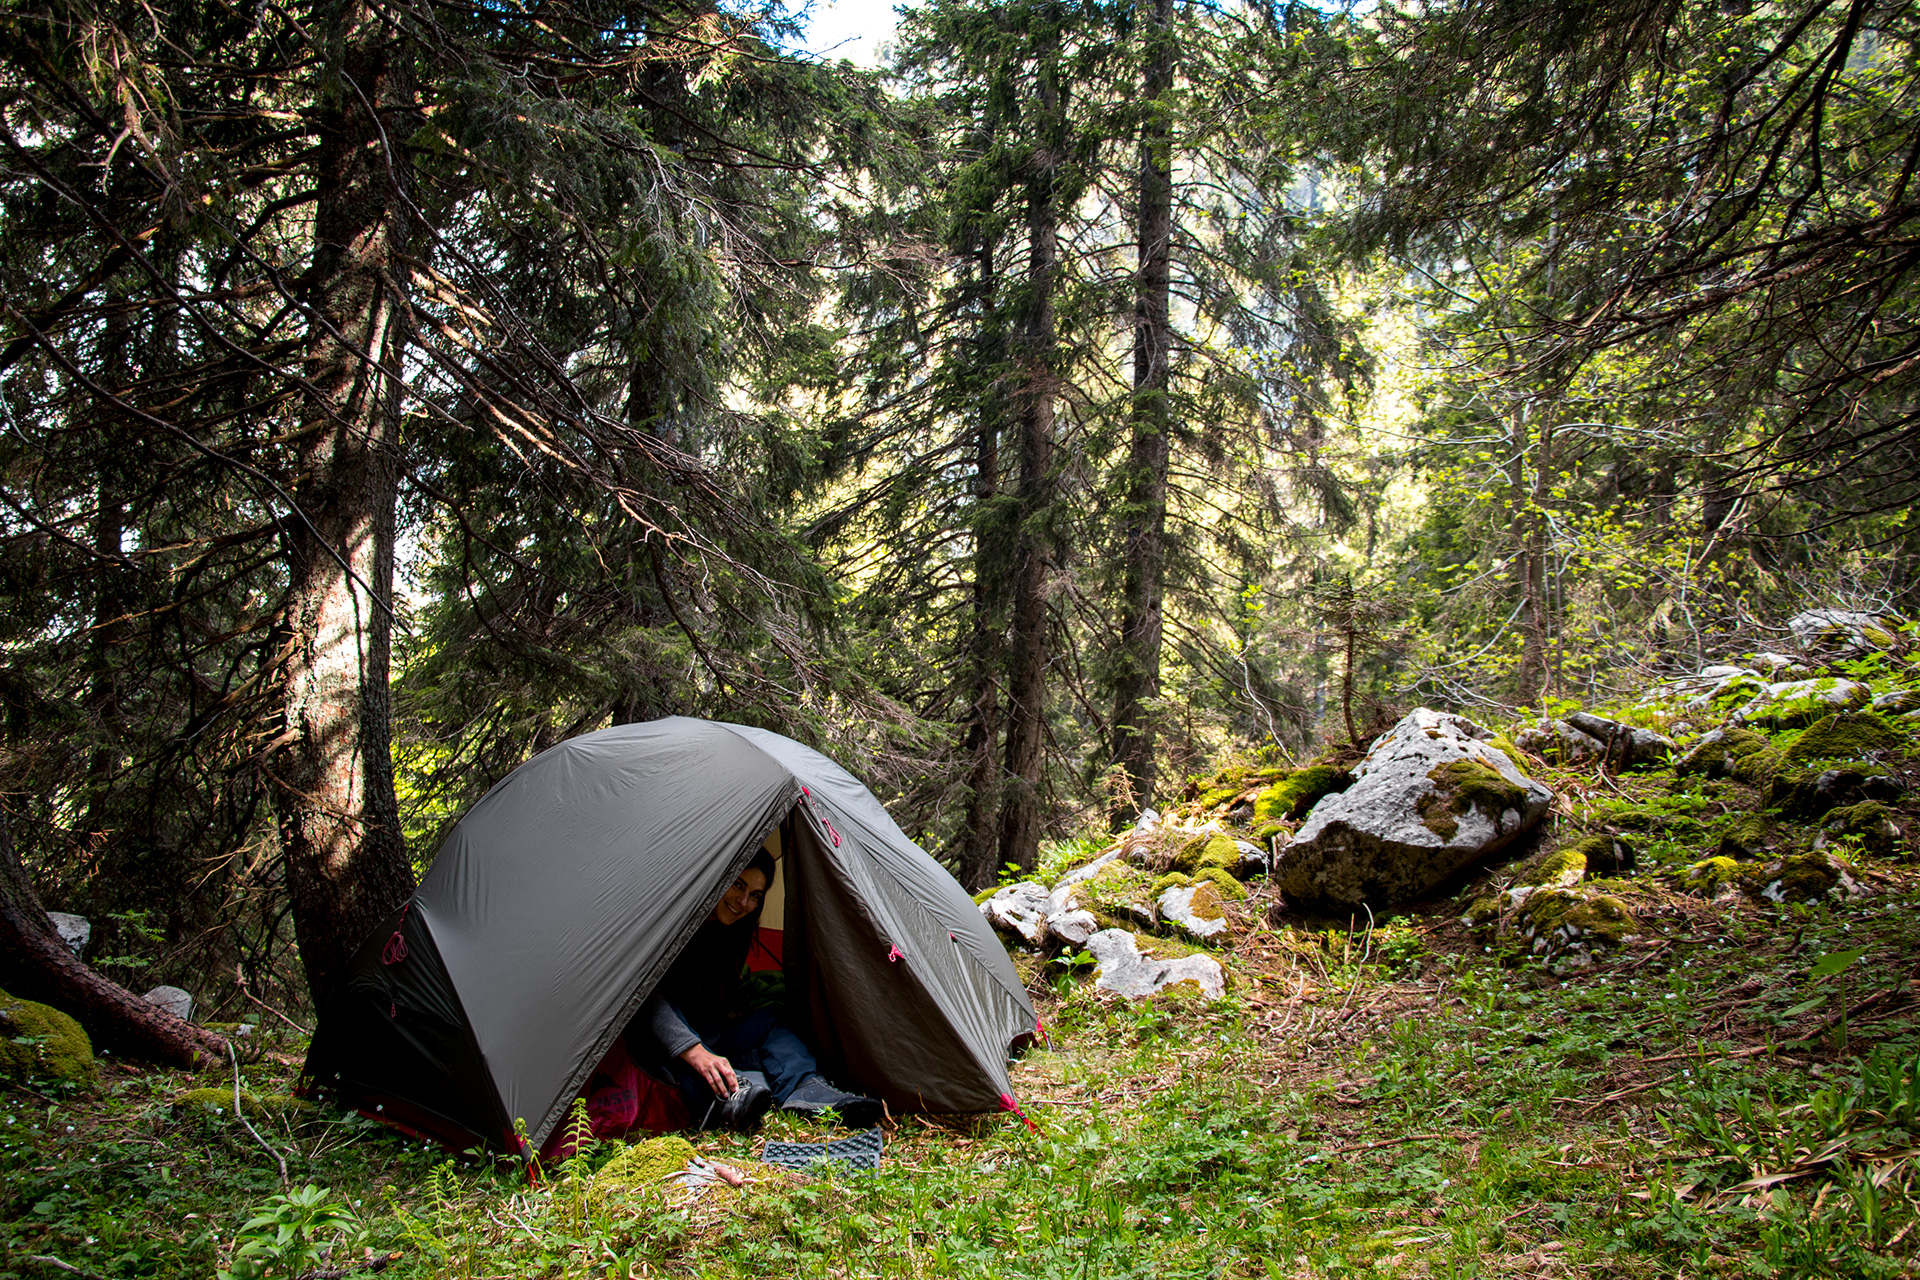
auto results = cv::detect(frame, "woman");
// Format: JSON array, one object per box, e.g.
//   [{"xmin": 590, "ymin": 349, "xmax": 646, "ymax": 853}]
[{"xmin": 638, "ymin": 851, "xmax": 882, "ymax": 1131}]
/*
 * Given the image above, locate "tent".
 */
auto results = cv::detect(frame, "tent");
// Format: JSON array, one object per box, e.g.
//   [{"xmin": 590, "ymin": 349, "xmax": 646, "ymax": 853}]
[{"xmin": 303, "ymin": 717, "xmax": 1038, "ymax": 1154}]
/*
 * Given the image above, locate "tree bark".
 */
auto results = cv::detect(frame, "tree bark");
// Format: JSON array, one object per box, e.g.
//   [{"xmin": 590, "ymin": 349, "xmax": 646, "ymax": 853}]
[
  {"xmin": 1110, "ymin": 0, "xmax": 1175, "ymax": 827},
  {"xmin": 273, "ymin": 0, "xmax": 418, "ymax": 1008},
  {"xmin": 997, "ymin": 55, "xmax": 1064, "ymax": 878},
  {"xmin": 954, "ymin": 237, "xmax": 1010, "ymax": 892},
  {"xmin": 0, "ymin": 815, "xmax": 226, "ymax": 1068},
  {"xmin": 1509, "ymin": 405, "xmax": 1551, "ymax": 705}
]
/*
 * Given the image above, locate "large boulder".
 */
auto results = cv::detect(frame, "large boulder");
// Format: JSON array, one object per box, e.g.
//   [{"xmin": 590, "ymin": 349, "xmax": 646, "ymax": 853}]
[
  {"xmin": 1083, "ymin": 929, "xmax": 1225, "ymax": 999},
  {"xmin": 0, "ymin": 991, "xmax": 95, "ymax": 1086},
  {"xmin": 1275, "ymin": 709, "xmax": 1553, "ymax": 910},
  {"xmin": 1787, "ymin": 609, "xmax": 1904, "ymax": 654}
]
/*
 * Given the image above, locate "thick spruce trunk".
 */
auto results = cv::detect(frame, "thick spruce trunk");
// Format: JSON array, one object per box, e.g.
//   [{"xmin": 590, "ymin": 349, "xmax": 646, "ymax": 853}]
[
  {"xmin": 273, "ymin": 0, "xmax": 417, "ymax": 1008},
  {"xmin": 997, "ymin": 64, "xmax": 1064, "ymax": 878},
  {"xmin": 954, "ymin": 244, "xmax": 1010, "ymax": 891},
  {"xmin": 1110, "ymin": 0, "xmax": 1175, "ymax": 826}
]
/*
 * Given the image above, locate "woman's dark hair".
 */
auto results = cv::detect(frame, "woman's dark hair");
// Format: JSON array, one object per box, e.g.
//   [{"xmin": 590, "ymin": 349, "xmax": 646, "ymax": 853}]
[{"xmin": 745, "ymin": 849, "xmax": 777, "ymax": 887}]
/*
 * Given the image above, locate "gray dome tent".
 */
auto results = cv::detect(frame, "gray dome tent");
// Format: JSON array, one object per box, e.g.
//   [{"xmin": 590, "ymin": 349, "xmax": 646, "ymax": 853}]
[{"xmin": 303, "ymin": 718, "xmax": 1038, "ymax": 1154}]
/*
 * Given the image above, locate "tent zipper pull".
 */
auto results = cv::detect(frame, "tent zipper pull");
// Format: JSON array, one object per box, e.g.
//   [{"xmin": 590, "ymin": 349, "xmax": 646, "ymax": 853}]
[{"xmin": 886, "ymin": 944, "xmax": 904, "ymax": 963}]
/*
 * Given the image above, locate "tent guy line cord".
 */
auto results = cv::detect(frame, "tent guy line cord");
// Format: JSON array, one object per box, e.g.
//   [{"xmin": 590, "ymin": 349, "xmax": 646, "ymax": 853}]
[{"xmin": 230, "ymin": 1041, "xmax": 289, "ymax": 1187}]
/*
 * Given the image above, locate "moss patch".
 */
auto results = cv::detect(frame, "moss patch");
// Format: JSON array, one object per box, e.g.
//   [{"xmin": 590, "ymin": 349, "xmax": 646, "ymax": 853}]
[
  {"xmin": 1677, "ymin": 726, "xmax": 1773, "ymax": 780},
  {"xmin": 175, "ymin": 1088, "xmax": 310, "ymax": 1121},
  {"xmin": 1517, "ymin": 845, "xmax": 1587, "ymax": 889},
  {"xmin": 1781, "ymin": 711, "xmax": 1905, "ymax": 766},
  {"xmin": 0, "ymin": 991, "xmax": 94, "ymax": 1086},
  {"xmin": 1196, "ymin": 866, "xmax": 1248, "ymax": 901},
  {"xmin": 1171, "ymin": 834, "xmax": 1243, "ymax": 876},
  {"xmin": 1683, "ymin": 856, "xmax": 1742, "ymax": 897},
  {"xmin": 972, "ymin": 886, "xmax": 1000, "ymax": 905},
  {"xmin": 1149, "ymin": 872, "xmax": 1195, "ymax": 896},
  {"xmin": 1417, "ymin": 759, "xmax": 1527, "ymax": 842},
  {"xmin": 1251, "ymin": 766, "xmax": 1348, "ymax": 824},
  {"xmin": 1518, "ymin": 889, "xmax": 1634, "ymax": 947},
  {"xmin": 1821, "ymin": 801, "xmax": 1903, "ymax": 859},
  {"xmin": 1717, "ymin": 814, "xmax": 1774, "ymax": 859},
  {"xmin": 595, "ymin": 1135, "xmax": 698, "ymax": 1201}
]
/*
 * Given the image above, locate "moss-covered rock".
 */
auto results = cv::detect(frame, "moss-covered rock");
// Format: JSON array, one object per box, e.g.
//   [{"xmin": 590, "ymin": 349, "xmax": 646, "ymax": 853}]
[
  {"xmin": 1516, "ymin": 845, "xmax": 1587, "ymax": 890},
  {"xmin": 1077, "ymin": 860, "xmax": 1154, "ymax": 915},
  {"xmin": 1416, "ymin": 758, "xmax": 1527, "ymax": 841},
  {"xmin": 1713, "ymin": 814, "xmax": 1773, "ymax": 860},
  {"xmin": 1748, "ymin": 851, "xmax": 1864, "ymax": 904},
  {"xmin": 1675, "ymin": 726, "xmax": 1774, "ymax": 780},
  {"xmin": 594, "ymin": 1135, "xmax": 698, "ymax": 1202},
  {"xmin": 1781, "ymin": 711, "xmax": 1906, "ymax": 766},
  {"xmin": 1251, "ymin": 766, "xmax": 1348, "ymax": 826},
  {"xmin": 1171, "ymin": 833, "xmax": 1243, "ymax": 876},
  {"xmin": 1149, "ymin": 871, "xmax": 1194, "ymax": 896},
  {"xmin": 1683, "ymin": 856, "xmax": 1743, "ymax": 899},
  {"xmin": 1515, "ymin": 888, "xmax": 1635, "ymax": 955},
  {"xmin": 1195, "ymin": 866, "xmax": 1248, "ymax": 902},
  {"xmin": 1767, "ymin": 764, "xmax": 1903, "ymax": 818},
  {"xmin": 1461, "ymin": 894, "xmax": 1502, "ymax": 929},
  {"xmin": 1817, "ymin": 801, "xmax": 1906, "ymax": 860},
  {"xmin": 0, "ymin": 991, "xmax": 94, "ymax": 1086}
]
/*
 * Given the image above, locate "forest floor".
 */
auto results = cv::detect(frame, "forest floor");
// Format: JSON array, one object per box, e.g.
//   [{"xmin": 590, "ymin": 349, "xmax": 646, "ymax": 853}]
[{"xmin": 4, "ymin": 773, "xmax": 1919, "ymax": 1278}]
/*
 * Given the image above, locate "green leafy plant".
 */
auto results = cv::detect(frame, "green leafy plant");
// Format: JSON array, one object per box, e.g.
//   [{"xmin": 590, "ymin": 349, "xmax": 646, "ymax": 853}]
[{"xmin": 217, "ymin": 1184, "xmax": 362, "ymax": 1280}]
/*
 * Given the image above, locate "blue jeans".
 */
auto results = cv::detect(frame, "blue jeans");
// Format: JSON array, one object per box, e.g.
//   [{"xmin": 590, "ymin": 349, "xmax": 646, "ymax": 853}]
[{"xmin": 667, "ymin": 1005, "xmax": 817, "ymax": 1122}]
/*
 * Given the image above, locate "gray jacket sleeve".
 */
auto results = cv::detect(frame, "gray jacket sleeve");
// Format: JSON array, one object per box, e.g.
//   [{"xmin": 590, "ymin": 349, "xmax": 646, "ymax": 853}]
[{"xmin": 640, "ymin": 994, "xmax": 702, "ymax": 1060}]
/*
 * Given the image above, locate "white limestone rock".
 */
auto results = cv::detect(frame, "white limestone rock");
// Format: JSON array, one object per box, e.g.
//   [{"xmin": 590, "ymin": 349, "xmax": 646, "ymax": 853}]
[
  {"xmin": 1084, "ymin": 929, "xmax": 1225, "ymax": 1000},
  {"xmin": 1275, "ymin": 709, "xmax": 1553, "ymax": 911},
  {"xmin": 980, "ymin": 881, "xmax": 1050, "ymax": 948}
]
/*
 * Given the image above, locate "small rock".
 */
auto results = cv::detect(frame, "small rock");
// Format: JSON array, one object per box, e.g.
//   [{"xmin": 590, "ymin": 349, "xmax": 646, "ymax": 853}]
[
  {"xmin": 1749, "ymin": 652, "xmax": 1800, "ymax": 674},
  {"xmin": 1083, "ymin": 929, "xmax": 1225, "ymax": 1000},
  {"xmin": 1133, "ymin": 809, "xmax": 1160, "ymax": 833},
  {"xmin": 1157, "ymin": 883, "xmax": 1229, "ymax": 939},
  {"xmin": 1045, "ymin": 910, "xmax": 1100, "ymax": 948},
  {"xmin": 1872, "ymin": 688, "xmax": 1920, "ymax": 715},
  {"xmin": 46, "ymin": 912, "xmax": 89, "ymax": 958},
  {"xmin": 1683, "ymin": 856, "xmax": 1743, "ymax": 901},
  {"xmin": 980, "ymin": 883, "xmax": 1050, "ymax": 947},
  {"xmin": 1233, "ymin": 839, "xmax": 1270, "ymax": 878},
  {"xmin": 143, "ymin": 985, "xmax": 194, "ymax": 1022}
]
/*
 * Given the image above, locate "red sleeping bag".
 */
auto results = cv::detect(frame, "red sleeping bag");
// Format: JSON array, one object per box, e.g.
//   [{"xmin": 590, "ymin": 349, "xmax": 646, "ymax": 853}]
[{"xmin": 539, "ymin": 1036, "xmax": 690, "ymax": 1164}]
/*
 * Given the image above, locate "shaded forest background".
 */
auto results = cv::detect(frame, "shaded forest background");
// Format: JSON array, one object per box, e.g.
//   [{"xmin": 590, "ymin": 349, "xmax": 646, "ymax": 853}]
[{"xmin": 2, "ymin": 0, "xmax": 1916, "ymax": 1022}]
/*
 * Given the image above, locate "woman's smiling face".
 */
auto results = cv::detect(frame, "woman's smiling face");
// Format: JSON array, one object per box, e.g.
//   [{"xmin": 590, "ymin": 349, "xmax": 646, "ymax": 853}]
[{"xmin": 713, "ymin": 866, "xmax": 770, "ymax": 926}]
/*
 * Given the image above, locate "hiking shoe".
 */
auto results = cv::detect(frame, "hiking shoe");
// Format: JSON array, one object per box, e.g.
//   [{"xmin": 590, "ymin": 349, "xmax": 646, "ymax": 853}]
[
  {"xmin": 780, "ymin": 1073, "xmax": 883, "ymax": 1128},
  {"xmin": 713, "ymin": 1077, "xmax": 775, "ymax": 1132}
]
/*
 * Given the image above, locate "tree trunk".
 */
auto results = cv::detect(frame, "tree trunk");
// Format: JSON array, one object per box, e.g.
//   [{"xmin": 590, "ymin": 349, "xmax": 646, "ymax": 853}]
[
  {"xmin": 997, "ymin": 59, "xmax": 1064, "ymax": 879},
  {"xmin": 273, "ymin": 0, "xmax": 418, "ymax": 1008},
  {"xmin": 1110, "ymin": 0, "xmax": 1175, "ymax": 827},
  {"xmin": 954, "ymin": 237, "xmax": 1009, "ymax": 892},
  {"xmin": 0, "ymin": 816, "xmax": 226, "ymax": 1068},
  {"xmin": 1509, "ymin": 406, "xmax": 1550, "ymax": 705}
]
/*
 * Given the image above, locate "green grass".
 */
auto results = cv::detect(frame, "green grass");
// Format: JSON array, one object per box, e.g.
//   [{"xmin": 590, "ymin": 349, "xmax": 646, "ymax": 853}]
[{"xmin": 6, "ymin": 875, "xmax": 1917, "ymax": 1278}]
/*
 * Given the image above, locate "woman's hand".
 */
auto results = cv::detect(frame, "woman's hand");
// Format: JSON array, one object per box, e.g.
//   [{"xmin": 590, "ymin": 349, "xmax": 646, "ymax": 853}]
[{"xmin": 680, "ymin": 1043, "xmax": 737, "ymax": 1098}]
